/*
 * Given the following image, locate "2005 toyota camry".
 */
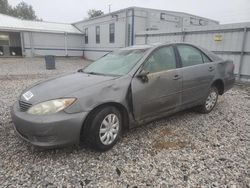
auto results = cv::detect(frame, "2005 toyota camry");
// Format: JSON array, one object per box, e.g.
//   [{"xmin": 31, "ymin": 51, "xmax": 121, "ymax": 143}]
[{"xmin": 11, "ymin": 43, "xmax": 235, "ymax": 151}]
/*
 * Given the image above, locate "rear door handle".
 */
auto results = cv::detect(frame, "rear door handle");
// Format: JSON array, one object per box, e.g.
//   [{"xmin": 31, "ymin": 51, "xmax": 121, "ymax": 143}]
[
  {"xmin": 173, "ymin": 75, "xmax": 182, "ymax": 80},
  {"xmin": 208, "ymin": 66, "xmax": 215, "ymax": 71}
]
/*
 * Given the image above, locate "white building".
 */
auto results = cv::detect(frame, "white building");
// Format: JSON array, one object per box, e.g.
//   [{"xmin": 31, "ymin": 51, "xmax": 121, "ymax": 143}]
[
  {"xmin": 0, "ymin": 13, "xmax": 84, "ymax": 57},
  {"xmin": 73, "ymin": 7, "xmax": 219, "ymax": 60},
  {"xmin": 0, "ymin": 7, "xmax": 218, "ymax": 59}
]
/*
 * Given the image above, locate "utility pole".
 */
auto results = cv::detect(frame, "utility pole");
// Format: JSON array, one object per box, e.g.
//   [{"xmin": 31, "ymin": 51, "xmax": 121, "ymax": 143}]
[{"xmin": 108, "ymin": 4, "xmax": 111, "ymax": 13}]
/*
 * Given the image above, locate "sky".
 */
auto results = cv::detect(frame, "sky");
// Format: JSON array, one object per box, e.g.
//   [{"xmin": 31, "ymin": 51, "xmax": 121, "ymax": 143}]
[{"xmin": 8, "ymin": 0, "xmax": 250, "ymax": 24}]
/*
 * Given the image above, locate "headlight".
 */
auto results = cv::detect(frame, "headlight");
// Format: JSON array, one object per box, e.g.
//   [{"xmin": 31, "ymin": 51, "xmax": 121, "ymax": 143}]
[{"xmin": 27, "ymin": 98, "xmax": 76, "ymax": 115}]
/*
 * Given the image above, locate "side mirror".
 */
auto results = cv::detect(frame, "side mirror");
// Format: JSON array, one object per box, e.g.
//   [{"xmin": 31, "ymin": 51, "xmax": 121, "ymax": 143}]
[{"xmin": 137, "ymin": 70, "xmax": 149, "ymax": 82}]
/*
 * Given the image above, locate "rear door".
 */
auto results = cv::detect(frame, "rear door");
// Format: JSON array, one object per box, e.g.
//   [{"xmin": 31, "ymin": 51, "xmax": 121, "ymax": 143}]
[
  {"xmin": 131, "ymin": 45, "xmax": 182, "ymax": 123},
  {"xmin": 176, "ymin": 44, "xmax": 215, "ymax": 106}
]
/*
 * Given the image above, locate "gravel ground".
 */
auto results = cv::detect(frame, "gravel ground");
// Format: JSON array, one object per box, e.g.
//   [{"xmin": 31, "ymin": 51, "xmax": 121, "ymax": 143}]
[
  {"xmin": 0, "ymin": 58, "xmax": 250, "ymax": 187},
  {"xmin": 0, "ymin": 57, "xmax": 91, "ymax": 78}
]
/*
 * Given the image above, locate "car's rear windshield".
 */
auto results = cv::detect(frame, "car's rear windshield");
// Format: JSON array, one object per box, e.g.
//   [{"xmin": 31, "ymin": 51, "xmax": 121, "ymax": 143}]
[{"xmin": 83, "ymin": 48, "xmax": 149, "ymax": 76}]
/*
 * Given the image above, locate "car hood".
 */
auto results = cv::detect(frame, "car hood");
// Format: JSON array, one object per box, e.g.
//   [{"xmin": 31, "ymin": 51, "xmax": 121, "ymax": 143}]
[{"xmin": 20, "ymin": 72, "xmax": 116, "ymax": 104}]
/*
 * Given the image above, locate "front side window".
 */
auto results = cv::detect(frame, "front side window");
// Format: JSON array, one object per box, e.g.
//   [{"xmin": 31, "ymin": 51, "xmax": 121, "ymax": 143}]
[
  {"xmin": 143, "ymin": 46, "xmax": 176, "ymax": 73},
  {"xmin": 160, "ymin": 13, "xmax": 165, "ymax": 20},
  {"xmin": 109, "ymin": 23, "xmax": 115, "ymax": 43},
  {"xmin": 84, "ymin": 28, "xmax": 88, "ymax": 44},
  {"xmin": 83, "ymin": 48, "xmax": 148, "ymax": 76},
  {"xmin": 96, "ymin": 26, "xmax": 100, "ymax": 44},
  {"xmin": 177, "ymin": 45, "xmax": 204, "ymax": 67}
]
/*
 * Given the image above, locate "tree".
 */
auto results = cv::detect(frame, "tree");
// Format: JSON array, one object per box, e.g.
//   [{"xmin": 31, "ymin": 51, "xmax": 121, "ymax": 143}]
[
  {"xmin": 0, "ymin": 0, "xmax": 11, "ymax": 15},
  {"xmin": 0, "ymin": 0, "xmax": 40, "ymax": 21},
  {"xmin": 87, "ymin": 9, "xmax": 104, "ymax": 18},
  {"xmin": 12, "ymin": 1, "xmax": 37, "ymax": 20}
]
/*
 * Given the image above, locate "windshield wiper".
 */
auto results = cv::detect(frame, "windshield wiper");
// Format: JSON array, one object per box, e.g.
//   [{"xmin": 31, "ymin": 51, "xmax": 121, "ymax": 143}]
[
  {"xmin": 78, "ymin": 69, "xmax": 120, "ymax": 77},
  {"xmin": 77, "ymin": 68, "xmax": 84, "ymax": 72},
  {"xmin": 82, "ymin": 71, "xmax": 106, "ymax": 76},
  {"xmin": 77, "ymin": 69, "xmax": 97, "ymax": 74}
]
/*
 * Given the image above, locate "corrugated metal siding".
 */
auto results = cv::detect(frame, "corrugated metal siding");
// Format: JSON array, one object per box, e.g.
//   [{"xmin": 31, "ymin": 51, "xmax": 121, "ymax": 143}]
[
  {"xmin": 83, "ymin": 51, "xmax": 108, "ymax": 60},
  {"xmin": 23, "ymin": 32, "xmax": 84, "ymax": 57},
  {"xmin": 147, "ymin": 35, "xmax": 182, "ymax": 44},
  {"xmin": 184, "ymin": 32, "xmax": 243, "ymax": 52}
]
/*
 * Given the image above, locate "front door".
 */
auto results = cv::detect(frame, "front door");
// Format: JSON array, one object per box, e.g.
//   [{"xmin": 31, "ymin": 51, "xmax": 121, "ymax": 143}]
[{"xmin": 131, "ymin": 45, "xmax": 182, "ymax": 123}]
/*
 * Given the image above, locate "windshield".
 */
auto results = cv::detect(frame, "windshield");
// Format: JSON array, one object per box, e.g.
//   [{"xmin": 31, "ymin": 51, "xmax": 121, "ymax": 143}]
[{"xmin": 83, "ymin": 48, "xmax": 148, "ymax": 76}]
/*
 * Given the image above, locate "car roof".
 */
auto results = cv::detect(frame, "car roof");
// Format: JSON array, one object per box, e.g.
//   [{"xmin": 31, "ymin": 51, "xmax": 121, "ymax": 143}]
[
  {"xmin": 120, "ymin": 44, "xmax": 155, "ymax": 50},
  {"xmin": 120, "ymin": 42, "xmax": 222, "ymax": 62},
  {"xmin": 119, "ymin": 43, "xmax": 171, "ymax": 51},
  {"xmin": 121, "ymin": 42, "xmax": 184, "ymax": 50}
]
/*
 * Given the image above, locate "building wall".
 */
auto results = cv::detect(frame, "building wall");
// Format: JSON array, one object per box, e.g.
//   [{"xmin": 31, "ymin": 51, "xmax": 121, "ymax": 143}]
[
  {"xmin": 133, "ymin": 7, "xmax": 219, "ymax": 34},
  {"xmin": 22, "ymin": 31, "xmax": 84, "ymax": 57},
  {"xmin": 74, "ymin": 10, "xmax": 128, "ymax": 60}
]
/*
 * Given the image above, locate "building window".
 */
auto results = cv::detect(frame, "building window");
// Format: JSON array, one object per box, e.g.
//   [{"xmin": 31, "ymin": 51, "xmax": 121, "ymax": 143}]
[
  {"xmin": 127, "ymin": 24, "xmax": 131, "ymax": 46},
  {"xmin": 96, "ymin": 26, "xmax": 100, "ymax": 44},
  {"xmin": 109, "ymin": 23, "xmax": 115, "ymax": 43},
  {"xmin": 84, "ymin": 28, "xmax": 88, "ymax": 44},
  {"xmin": 190, "ymin": 17, "xmax": 206, "ymax": 26},
  {"xmin": 160, "ymin": 13, "xmax": 165, "ymax": 20}
]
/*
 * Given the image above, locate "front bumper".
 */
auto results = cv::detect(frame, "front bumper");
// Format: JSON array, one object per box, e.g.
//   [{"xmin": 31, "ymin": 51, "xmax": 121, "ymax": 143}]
[{"xmin": 11, "ymin": 102, "xmax": 88, "ymax": 148}]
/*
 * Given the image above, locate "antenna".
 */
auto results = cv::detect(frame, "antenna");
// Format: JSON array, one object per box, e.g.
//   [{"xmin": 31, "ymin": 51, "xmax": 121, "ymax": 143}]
[{"xmin": 108, "ymin": 4, "xmax": 111, "ymax": 13}]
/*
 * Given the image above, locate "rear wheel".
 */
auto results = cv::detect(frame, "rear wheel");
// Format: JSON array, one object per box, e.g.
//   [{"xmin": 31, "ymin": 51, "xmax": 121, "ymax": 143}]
[
  {"xmin": 83, "ymin": 106, "xmax": 122, "ymax": 151},
  {"xmin": 197, "ymin": 86, "xmax": 219, "ymax": 114}
]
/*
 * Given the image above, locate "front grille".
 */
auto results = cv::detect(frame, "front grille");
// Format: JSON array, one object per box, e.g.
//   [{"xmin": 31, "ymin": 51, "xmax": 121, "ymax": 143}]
[{"xmin": 19, "ymin": 100, "xmax": 32, "ymax": 111}]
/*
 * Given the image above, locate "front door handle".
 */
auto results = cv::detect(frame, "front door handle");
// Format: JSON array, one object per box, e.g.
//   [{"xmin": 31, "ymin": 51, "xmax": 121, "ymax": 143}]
[
  {"xmin": 173, "ymin": 75, "xmax": 182, "ymax": 80},
  {"xmin": 208, "ymin": 66, "xmax": 215, "ymax": 72}
]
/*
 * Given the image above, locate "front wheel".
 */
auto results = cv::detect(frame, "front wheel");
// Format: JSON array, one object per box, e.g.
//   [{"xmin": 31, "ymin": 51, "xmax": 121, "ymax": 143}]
[
  {"xmin": 197, "ymin": 86, "xmax": 219, "ymax": 114},
  {"xmin": 83, "ymin": 106, "xmax": 122, "ymax": 151}
]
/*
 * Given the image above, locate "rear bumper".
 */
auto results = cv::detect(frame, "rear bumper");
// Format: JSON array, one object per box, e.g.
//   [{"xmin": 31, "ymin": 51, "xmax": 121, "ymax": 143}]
[{"xmin": 11, "ymin": 102, "xmax": 88, "ymax": 148}]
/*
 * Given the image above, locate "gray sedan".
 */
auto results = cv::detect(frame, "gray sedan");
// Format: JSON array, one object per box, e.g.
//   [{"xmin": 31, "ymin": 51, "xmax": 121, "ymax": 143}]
[{"xmin": 11, "ymin": 43, "xmax": 235, "ymax": 151}]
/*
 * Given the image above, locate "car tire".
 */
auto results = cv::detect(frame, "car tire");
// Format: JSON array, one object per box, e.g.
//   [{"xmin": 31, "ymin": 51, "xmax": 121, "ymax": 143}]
[
  {"xmin": 83, "ymin": 106, "xmax": 122, "ymax": 151},
  {"xmin": 197, "ymin": 86, "xmax": 219, "ymax": 114}
]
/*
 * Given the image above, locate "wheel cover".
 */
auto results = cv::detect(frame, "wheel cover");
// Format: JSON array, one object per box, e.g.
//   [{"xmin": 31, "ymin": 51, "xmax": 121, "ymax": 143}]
[
  {"xmin": 205, "ymin": 89, "xmax": 217, "ymax": 111},
  {"xmin": 99, "ymin": 114, "xmax": 119, "ymax": 145}
]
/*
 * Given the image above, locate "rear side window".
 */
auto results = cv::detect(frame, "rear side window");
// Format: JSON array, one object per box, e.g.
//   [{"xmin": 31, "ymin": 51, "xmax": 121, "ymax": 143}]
[
  {"xmin": 177, "ymin": 45, "xmax": 203, "ymax": 67},
  {"xmin": 143, "ymin": 46, "xmax": 176, "ymax": 73}
]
